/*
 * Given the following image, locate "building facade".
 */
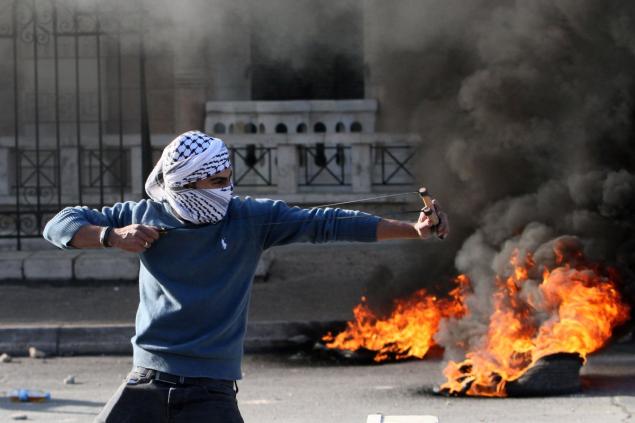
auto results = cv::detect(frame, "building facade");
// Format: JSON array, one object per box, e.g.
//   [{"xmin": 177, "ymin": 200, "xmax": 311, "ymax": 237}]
[{"xmin": 0, "ymin": 0, "xmax": 423, "ymax": 251}]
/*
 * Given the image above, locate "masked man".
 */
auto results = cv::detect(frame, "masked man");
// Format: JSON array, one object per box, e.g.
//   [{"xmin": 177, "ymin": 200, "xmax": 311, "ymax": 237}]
[{"xmin": 43, "ymin": 130, "xmax": 449, "ymax": 423}]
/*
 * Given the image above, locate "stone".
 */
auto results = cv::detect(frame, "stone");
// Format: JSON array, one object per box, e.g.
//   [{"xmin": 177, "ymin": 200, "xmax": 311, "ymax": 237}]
[
  {"xmin": 63, "ymin": 375, "xmax": 76, "ymax": 385},
  {"xmin": 23, "ymin": 250, "xmax": 81, "ymax": 280},
  {"xmin": 74, "ymin": 250, "xmax": 139, "ymax": 280},
  {"xmin": 11, "ymin": 413, "xmax": 28, "ymax": 420},
  {"xmin": 0, "ymin": 252, "xmax": 32, "ymax": 280},
  {"xmin": 0, "ymin": 352, "xmax": 12, "ymax": 362},
  {"xmin": 28, "ymin": 346, "xmax": 46, "ymax": 359}
]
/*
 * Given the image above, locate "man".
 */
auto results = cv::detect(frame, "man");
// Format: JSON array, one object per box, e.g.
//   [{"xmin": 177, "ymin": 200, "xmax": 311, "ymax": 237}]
[{"xmin": 43, "ymin": 130, "xmax": 449, "ymax": 422}]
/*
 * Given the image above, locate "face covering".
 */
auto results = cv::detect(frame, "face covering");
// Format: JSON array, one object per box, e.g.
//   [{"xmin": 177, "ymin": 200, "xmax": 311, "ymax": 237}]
[{"xmin": 145, "ymin": 130, "xmax": 233, "ymax": 224}]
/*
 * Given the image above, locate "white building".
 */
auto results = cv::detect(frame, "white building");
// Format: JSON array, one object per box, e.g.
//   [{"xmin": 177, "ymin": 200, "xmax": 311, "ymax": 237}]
[{"xmin": 0, "ymin": 0, "xmax": 425, "ymax": 252}]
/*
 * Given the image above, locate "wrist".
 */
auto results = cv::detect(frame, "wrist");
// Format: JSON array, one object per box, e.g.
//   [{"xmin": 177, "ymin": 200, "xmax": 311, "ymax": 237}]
[{"xmin": 99, "ymin": 226, "xmax": 113, "ymax": 248}]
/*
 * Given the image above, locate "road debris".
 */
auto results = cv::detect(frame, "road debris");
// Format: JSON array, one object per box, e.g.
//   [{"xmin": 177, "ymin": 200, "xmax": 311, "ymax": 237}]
[
  {"xmin": 28, "ymin": 347, "xmax": 46, "ymax": 359},
  {"xmin": 63, "ymin": 375, "xmax": 76, "ymax": 385},
  {"xmin": 9, "ymin": 389, "xmax": 51, "ymax": 403},
  {"xmin": 11, "ymin": 413, "xmax": 28, "ymax": 420},
  {"xmin": 0, "ymin": 353, "xmax": 13, "ymax": 363}
]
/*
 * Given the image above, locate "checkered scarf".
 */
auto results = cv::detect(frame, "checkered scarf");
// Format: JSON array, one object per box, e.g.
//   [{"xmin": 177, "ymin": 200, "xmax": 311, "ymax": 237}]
[{"xmin": 145, "ymin": 131, "xmax": 233, "ymax": 224}]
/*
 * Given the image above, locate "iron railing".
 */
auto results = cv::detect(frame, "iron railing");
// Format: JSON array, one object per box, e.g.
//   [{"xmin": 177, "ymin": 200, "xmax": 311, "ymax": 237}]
[
  {"xmin": 299, "ymin": 144, "xmax": 350, "ymax": 186},
  {"xmin": 372, "ymin": 145, "xmax": 416, "ymax": 186},
  {"xmin": 230, "ymin": 145, "xmax": 275, "ymax": 187},
  {"xmin": 0, "ymin": 0, "xmax": 148, "ymax": 249}
]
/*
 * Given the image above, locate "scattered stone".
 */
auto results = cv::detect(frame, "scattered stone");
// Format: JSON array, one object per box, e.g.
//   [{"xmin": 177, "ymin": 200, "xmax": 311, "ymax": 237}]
[
  {"xmin": 0, "ymin": 353, "xmax": 12, "ymax": 363},
  {"xmin": 63, "ymin": 375, "xmax": 76, "ymax": 385},
  {"xmin": 11, "ymin": 413, "xmax": 27, "ymax": 420},
  {"xmin": 113, "ymin": 286, "xmax": 120, "ymax": 292},
  {"xmin": 28, "ymin": 347, "xmax": 46, "ymax": 359}
]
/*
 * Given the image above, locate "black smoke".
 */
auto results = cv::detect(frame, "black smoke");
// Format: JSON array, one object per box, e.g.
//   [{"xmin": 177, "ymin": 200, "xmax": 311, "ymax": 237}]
[
  {"xmin": 358, "ymin": 1, "xmax": 634, "ymax": 318},
  {"xmin": 382, "ymin": 1, "xmax": 635, "ymax": 358}
]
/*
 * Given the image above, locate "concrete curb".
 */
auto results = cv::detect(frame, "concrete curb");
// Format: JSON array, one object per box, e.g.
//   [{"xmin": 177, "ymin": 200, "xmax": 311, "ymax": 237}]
[{"xmin": 0, "ymin": 320, "xmax": 346, "ymax": 356}]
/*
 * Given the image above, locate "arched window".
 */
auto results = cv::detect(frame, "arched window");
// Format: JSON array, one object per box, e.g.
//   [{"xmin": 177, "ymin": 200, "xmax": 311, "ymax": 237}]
[
  {"xmin": 296, "ymin": 123, "xmax": 307, "ymax": 133},
  {"xmin": 245, "ymin": 123, "xmax": 258, "ymax": 134},
  {"xmin": 335, "ymin": 122, "xmax": 345, "ymax": 133},
  {"xmin": 275, "ymin": 123, "xmax": 288, "ymax": 134},
  {"xmin": 213, "ymin": 123, "xmax": 226, "ymax": 134},
  {"xmin": 350, "ymin": 121, "xmax": 362, "ymax": 132},
  {"xmin": 314, "ymin": 122, "xmax": 326, "ymax": 133},
  {"xmin": 259, "ymin": 123, "xmax": 266, "ymax": 134}
]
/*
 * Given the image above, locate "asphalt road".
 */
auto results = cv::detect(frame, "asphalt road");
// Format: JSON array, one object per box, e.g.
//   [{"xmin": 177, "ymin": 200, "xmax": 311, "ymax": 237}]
[{"xmin": 0, "ymin": 350, "xmax": 634, "ymax": 423}]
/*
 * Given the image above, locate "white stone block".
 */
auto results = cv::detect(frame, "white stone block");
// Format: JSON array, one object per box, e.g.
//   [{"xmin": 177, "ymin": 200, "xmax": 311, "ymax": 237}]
[
  {"xmin": 276, "ymin": 144, "xmax": 298, "ymax": 194},
  {"xmin": 23, "ymin": 250, "xmax": 82, "ymax": 280},
  {"xmin": 0, "ymin": 252, "xmax": 32, "ymax": 280},
  {"xmin": 352, "ymin": 144, "xmax": 372, "ymax": 193},
  {"xmin": 74, "ymin": 250, "xmax": 139, "ymax": 280}
]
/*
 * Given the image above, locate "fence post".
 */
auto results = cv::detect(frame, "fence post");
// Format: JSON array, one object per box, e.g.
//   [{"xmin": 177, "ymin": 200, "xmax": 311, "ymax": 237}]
[
  {"xmin": 130, "ymin": 145, "xmax": 144, "ymax": 198},
  {"xmin": 351, "ymin": 143, "xmax": 372, "ymax": 193},
  {"xmin": 276, "ymin": 144, "xmax": 298, "ymax": 194},
  {"xmin": 0, "ymin": 147, "xmax": 10, "ymax": 196},
  {"xmin": 60, "ymin": 146, "xmax": 80, "ymax": 201}
]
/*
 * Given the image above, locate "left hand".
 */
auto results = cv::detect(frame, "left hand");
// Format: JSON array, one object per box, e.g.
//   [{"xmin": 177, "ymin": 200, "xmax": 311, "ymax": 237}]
[{"xmin": 414, "ymin": 199, "xmax": 449, "ymax": 240}]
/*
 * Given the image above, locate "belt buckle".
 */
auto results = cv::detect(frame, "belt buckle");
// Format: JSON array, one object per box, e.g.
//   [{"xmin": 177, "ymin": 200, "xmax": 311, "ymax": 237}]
[{"xmin": 155, "ymin": 371, "xmax": 185, "ymax": 385}]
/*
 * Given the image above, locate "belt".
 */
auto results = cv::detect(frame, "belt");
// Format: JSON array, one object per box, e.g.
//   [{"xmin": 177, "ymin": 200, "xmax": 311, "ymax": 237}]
[{"xmin": 135, "ymin": 366, "xmax": 235, "ymax": 388}]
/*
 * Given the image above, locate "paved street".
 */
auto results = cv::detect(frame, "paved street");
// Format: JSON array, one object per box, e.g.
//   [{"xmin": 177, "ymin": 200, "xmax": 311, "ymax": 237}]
[{"xmin": 0, "ymin": 349, "xmax": 634, "ymax": 423}]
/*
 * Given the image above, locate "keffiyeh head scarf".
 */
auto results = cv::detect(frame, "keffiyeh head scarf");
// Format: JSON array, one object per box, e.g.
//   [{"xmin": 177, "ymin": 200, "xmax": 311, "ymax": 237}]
[{"xmin": 145, "ymin": 130, "xmax": 233, "ymax": 224}]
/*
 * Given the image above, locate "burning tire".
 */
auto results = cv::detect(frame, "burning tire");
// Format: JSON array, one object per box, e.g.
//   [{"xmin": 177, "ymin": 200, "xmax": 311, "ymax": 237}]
[{"xmin": 506, "ymin": 353, "xmax": 583, "ymax": 397}]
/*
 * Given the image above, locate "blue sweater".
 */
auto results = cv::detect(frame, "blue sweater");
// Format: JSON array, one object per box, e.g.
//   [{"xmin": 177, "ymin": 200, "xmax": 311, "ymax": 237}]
[{"xmin": 43, "ymin": 197, "xmax": 380, "ymax": 380}]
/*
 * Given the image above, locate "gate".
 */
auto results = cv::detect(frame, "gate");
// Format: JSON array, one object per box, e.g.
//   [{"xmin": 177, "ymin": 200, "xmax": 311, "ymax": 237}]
[{"xmin": 0, "ymin": 0, "xmax": 150, "ymax": 250}]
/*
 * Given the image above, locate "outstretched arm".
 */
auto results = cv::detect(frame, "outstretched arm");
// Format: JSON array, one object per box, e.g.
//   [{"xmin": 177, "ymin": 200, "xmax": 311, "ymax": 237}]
[{"xmin": 258, "ymin": 197, "xmax": 449, "ymax": 248}]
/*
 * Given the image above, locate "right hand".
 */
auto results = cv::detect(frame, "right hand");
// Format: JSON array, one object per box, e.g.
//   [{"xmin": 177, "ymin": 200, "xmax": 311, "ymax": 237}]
[{"xmin": 109, "ymin": 224, "xmax": 160, "ymax": 253}]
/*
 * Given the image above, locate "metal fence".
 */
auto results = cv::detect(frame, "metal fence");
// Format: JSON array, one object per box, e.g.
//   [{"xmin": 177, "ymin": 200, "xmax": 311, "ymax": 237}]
[
  {"xmin": 0, "ymin": 0, "xmax": 148, "ymax": 249},
  {"xmin": 230, "ymin": 145, "xmax": 276, "ymax": 187},
  {"xmin": 299, "ymin": 144, "xmax": 351, "ymax": 186},
  {"xmin": 372, "ymin": 145, "xmax": 416, "ymax": 186}
]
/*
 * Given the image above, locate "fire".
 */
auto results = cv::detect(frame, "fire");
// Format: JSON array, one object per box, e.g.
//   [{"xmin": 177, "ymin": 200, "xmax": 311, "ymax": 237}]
[
  {"xmin": 322, "ymin": 276, "xmax": 469, "ymax": 362},
  {"xmin": 441, "ymin": 244, "xmax": 630, "ymax": 397},
  {"xmin": 324, "ymin": 241, "xmax": 630, "ymax": 397}
]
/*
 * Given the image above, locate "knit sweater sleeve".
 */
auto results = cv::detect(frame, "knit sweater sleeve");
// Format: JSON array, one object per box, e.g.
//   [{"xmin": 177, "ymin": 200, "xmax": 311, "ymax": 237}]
[
  {"xmin": 43, "ymin": 202, "xmax": 137, "ymax": 249},
  {"xmin": 256, "ymin": 199, "xmax": 381, "ymax": 249}
]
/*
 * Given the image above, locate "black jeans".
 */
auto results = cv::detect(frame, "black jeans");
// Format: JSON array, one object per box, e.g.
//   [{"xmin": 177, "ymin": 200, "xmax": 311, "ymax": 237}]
[{"xmin": 95, "ymin": 368, "xmax": 244, "ymax": 423}]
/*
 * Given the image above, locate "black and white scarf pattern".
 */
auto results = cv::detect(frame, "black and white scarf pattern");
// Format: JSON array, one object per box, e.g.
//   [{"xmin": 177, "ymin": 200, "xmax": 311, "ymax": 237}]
[{"xmin": 145, "ymin": 131, "xmax": 233, "ymax": 224}]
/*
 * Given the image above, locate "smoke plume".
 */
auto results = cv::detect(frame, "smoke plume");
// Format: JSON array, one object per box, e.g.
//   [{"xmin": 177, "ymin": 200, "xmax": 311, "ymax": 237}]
[{"xmin": 376, "ymin": 1, "xmax": 635, "ymax": 356}]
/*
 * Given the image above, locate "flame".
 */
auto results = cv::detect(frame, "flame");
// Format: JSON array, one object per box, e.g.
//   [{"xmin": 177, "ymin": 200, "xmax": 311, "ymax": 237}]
[
  {"xmin": 324, "ymin": 241, "xmax": 630, "ymax": 397},
  {"xmin": 322, "ymin": 275, "xmax": 469, "ymax": 362},
  {"xmin": 441, "ymin": 244, "xmax": 630, "ymax": 397}
]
